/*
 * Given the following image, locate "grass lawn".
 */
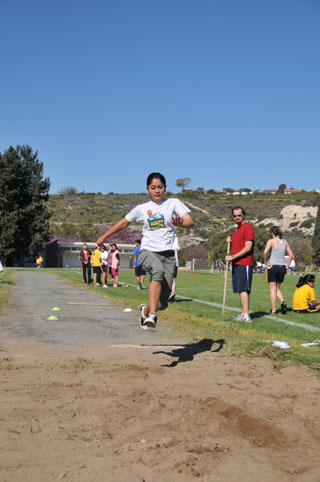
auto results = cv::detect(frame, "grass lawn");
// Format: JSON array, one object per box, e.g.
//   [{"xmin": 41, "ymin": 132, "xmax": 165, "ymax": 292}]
[{"xmin": 6, "ymin": 267, "xmax": 320, "ymax": 370}]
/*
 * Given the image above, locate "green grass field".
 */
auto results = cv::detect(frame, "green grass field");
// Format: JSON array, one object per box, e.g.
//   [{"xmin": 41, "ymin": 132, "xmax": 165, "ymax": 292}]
[{"xmin": 4, "ymin": 268, "xmax": 320, "ymax": 370}]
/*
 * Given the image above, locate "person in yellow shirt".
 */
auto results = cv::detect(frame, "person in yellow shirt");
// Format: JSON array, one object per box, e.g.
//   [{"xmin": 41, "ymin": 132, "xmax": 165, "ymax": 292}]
[
  {"xmin": 36, "ymin": 255, "xmax": 43, "ymax": 268},
  {"xmin": 293, "ymin": 274, "xmax": 320, "ymax": 313},
  {"xmin": 91, "ymin": 245, "xmax": 102, "ymax": 287}
]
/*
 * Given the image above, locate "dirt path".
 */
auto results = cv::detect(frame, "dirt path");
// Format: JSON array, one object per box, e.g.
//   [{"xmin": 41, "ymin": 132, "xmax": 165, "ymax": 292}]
[{"xmin": 1, "ymin": 272, "xmax": 320, "ymax": 481}]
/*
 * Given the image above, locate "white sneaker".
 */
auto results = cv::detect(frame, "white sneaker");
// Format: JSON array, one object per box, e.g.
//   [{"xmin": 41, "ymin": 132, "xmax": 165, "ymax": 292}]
[
  {"xmin": 140, "ymin": 304, "xmax": 148, "ymax": 330},
  {"xmin": 234, "ymin": 313, "xmax": 252, "ymax": 323},
  {"xmin": 234, "ymin": 313, "xmax": 244, "ymax": 321},
  {"xmin": 242, "ymin": 314, "xmax": 252, "ymax": 323},
  {"xmin": 144, "ymin": 312, "xmax": 157, "ymax": 328},
  {"xmin": 103, "ymin": 285, "xmax": 108, "ymax": 288}
]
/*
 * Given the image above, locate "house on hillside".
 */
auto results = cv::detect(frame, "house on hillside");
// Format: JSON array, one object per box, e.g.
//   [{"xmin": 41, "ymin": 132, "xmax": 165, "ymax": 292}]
[
  {"xmin": 284, "ymin": 189, "xmax": 300, "ymax": 194},
  {"xmin": 263, "ymin": 189, "xmax": 277, "ymax": 194}
]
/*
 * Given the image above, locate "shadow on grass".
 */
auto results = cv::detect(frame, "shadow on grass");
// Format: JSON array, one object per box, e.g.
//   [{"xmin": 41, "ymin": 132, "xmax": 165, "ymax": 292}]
[
  {"xmin": 251, "ymin": 311, "xmax": 269, "ymax": 319},
  {"xmin": 152, "ymin": 338, "xmax": 225, "ymax": 367}
]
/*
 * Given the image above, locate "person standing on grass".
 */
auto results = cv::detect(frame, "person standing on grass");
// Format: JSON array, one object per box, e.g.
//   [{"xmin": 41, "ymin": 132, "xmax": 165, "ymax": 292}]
[
  {"xmin": 111, "ymin": 243, "xmax": 120, "ymax": 287},
  {"xmin": 100, "ymin": 244, "xmax": 108, "ymax": 288},
  {"xmin": 225, "ymin": 206, "xmax": 255, "ymax": 323},
  {"xmin": 97, "ymin": 172, "xmax": 194, "ymax": 329},
  {"xmin": 91, "ymin": 245, "xmax": 102, "ymax": 287},
  {"xmin": 168, "ymin": 249, "xmax": 179, "ymax": 302},
  {"xmin": 293, "ymin": 274, "xmax": 320, "ymax": 312},
  {"xmin": 108, "ymin": 244, "xmax": 113, "ymax": 285},
  {"xmin": 133, "ymin": 239, "xmax": 146, "ymax": 289},
  {"xmin": 263, "ymin": 226, "xmax": 293, "ymax": 314},
  {"xmin": 36, "ymin": 254, "xmax": 43, "ymax": 268},
  {"xmin": 79, "ymin": 243, "xmax": 92, "ymax": 285}
]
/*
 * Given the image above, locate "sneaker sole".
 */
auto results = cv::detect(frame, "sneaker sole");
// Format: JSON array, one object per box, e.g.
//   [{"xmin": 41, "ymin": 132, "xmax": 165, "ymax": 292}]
[
  {"xmin": 144, "ymin": 319, "xmax": 156, "ymax": 328},
  {"xmin": 140, "ymin": 304, "xmax": 147, "ymax": 329}
]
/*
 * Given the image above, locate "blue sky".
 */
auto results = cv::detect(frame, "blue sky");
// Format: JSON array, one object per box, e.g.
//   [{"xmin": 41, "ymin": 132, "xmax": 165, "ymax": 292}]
[{"xmin": 1, "ymin": 0, "xmax": 319, "ymax": 194}]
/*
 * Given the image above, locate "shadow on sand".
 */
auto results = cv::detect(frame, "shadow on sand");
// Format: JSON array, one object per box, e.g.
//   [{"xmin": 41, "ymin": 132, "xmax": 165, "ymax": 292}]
[{"xmin": 152, "ymin": 338, "xmax": 225, "ymax": 367}]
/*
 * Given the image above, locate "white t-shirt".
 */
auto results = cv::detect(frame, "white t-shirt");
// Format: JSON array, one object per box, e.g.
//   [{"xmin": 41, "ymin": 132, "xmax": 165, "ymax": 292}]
[
  {"xmin": 125, "ymin": 198, "xmax": 191, "ymax": 252},
  {"xmin": 100, "ymin": 251, "xmax": 108, "ymax": 265}
]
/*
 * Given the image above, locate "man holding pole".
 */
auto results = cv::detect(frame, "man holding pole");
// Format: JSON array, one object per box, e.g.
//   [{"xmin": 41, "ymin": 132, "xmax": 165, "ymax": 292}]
[{"xmin": 225, "ymin": 206, "xmax": 255, "ymax": 322}]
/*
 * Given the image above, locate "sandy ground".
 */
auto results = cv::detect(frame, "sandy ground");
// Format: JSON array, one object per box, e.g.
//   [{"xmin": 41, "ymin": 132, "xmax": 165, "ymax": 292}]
[{"xmin": 1, "ymin": 273, "xmax": 320, "ymax": 481}]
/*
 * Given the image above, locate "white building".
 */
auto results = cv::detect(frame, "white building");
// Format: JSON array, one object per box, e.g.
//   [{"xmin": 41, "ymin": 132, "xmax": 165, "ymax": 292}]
[{"xmin": 46, "ymin": 240, "xmax": 135, "ymax": 268}]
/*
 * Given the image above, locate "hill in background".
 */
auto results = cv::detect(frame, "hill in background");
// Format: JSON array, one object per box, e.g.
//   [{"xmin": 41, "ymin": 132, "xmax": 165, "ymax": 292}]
[{"xmin": 48, "ymin": 190, "xmax": 319, "ymax": 268}]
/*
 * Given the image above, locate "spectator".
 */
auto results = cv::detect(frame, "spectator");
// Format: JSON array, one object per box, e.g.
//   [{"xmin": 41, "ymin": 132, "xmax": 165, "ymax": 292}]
[
  {"xmin": 293, "ymin": 274, "xmax": 320, "ymax": 313},
  {"xmin": 133, "ymin": 239, "xmax": 146, "ymax": 289},
  {"xmin": 263, "ymin": 226, "xmax": 293, "ymax": 314},
  {"xmin": 79, "ymin": 243, "xmax": 92, "ymax": 284},
  {"xmin": 100, "ymin": 244, "xmax": 108, "ymax": 288}
]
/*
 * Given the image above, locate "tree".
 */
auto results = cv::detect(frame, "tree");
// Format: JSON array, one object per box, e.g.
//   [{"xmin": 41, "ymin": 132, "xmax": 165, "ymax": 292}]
[
  {"xmin": 289, "ymin": 236, "xmax": 313, "ymax": 268},
  {"xmin": 277, "ymin": 183, "xmax": 287, "ymax": 194},
  {"xmin": 312, "ymin": 202, "xmax": 320, "ymax": 266},
  {"xmin": 176, "ymin": 177, "xmax": 191, "ymax": 191},
  {"xmin": 58, "ymin": 186, "xmax": 78, "ymax": 195},
  {"xmin": 222, "ymin": 187, "xmax": 234, "ymax": 193},
  {"xmin": 0, "ymin": 145, "xmax": 51, "ymax": 265}
]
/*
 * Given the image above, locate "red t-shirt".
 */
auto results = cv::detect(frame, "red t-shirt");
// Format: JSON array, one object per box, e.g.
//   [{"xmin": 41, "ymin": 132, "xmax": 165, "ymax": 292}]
[{"xmin": 231, "ymin": 222, "xmax": 255, "ymax": 266}]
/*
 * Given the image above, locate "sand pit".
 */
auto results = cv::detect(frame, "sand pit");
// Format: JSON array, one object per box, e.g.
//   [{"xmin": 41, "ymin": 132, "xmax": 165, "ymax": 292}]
[
  {"xmin": 1, "ymin": 272, "xmax": 320, "ymax": 481},
  {"xmin": 1, "ymin": 336, "xmax": 320, "ymax": 482}
]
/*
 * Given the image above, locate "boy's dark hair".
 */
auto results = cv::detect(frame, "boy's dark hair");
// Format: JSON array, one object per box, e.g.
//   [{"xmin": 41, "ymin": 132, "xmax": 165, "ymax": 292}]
[
  {"xmin": 232, "ymin": 206, "xmax": 246, "ymax": 216},
  {"xmin": 296, "ymin": 274, "xmax": 315, "ymax": 288},
  {"xmin": 135, "ymin": 239, "xmax": 141, "ymax": 245},
  {"xmin": 146, "ymin": 172, "xmax": 166, "ymax": 187}
]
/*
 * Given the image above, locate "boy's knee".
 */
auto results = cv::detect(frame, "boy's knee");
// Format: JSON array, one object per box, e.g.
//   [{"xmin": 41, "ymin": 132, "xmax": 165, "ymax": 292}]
[{"xmin": 150, "ymin": 268, "xmax": 165, "ymax": 283}]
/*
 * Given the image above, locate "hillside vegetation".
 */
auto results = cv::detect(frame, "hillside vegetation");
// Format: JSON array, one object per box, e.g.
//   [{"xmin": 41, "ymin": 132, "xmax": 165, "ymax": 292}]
[{"xmin": 48, "ymin": 190, "xmax": 319, "ymax": 267}]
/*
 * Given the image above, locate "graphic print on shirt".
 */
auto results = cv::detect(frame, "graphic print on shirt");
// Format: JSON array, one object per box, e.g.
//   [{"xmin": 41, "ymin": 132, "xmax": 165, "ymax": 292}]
[{"xmin": 147, "ymin": 210, "xmax": 165, "ymax": 231}]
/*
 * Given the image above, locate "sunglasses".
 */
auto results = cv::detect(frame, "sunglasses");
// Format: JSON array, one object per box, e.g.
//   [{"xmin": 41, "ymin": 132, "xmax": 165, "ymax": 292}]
[{"xmin": 233, "ymin": 214, "xmax": 243, "ymax": 218}]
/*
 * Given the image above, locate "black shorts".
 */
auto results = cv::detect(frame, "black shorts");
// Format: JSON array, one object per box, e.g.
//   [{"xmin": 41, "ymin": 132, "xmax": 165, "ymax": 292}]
[
  {"xmin": 232, "ymin": 265, "xmax": 253, "ymax": 294},
  {"xmin": 293, "ymin": 308, "xmax": 318, "ymax": 313},
  {"xmin": 135, "ymin": 266, "xmax": 146, "ymax": 277},
  {"xmin": 93, "ymin": 266, "xmax": 102, "ymax": 274},
  {"xmin": 173, "ymin": 266, "xmax": 178, "ymax": 279},
  {"xmin": 267, "ymin": 265, "xmax": 286, "ymax": 284}
]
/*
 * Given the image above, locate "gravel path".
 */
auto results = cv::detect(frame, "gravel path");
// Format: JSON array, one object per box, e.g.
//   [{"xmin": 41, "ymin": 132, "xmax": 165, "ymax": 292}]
[{"xmin": 0, "ymin": 271, "xmax": 158, "ymax": 346}]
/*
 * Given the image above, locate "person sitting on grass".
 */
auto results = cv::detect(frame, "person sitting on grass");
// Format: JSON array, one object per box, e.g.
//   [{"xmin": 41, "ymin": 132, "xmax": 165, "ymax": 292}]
[{"xmin": 293, "ymin": 274, "xmax": 320, "ymax": 313}]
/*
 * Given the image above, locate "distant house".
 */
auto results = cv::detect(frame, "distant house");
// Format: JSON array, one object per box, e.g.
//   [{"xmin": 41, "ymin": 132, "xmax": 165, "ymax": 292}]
[
  {"xmin": 284, "ymin": 189, "xmax": 300, "ymax": 194},
  {"xmin": 263, "ymin": 189, "xmax": 277, "ymax": 194},
  {"xmin": 46, "ymin": 240, "xmax": 135, "ymax": 268}
]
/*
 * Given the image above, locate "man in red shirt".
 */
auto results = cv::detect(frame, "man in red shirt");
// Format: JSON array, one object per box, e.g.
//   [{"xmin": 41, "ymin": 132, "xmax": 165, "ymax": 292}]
[{"xmin": 225, "ymin": 206, "xmax": 255, "ymax": 322}]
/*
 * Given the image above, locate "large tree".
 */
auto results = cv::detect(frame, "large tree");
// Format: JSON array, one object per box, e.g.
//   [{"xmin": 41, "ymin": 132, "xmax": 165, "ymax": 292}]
[
  {"xmin": 277, "ymin": 183, "xmax": 287, "ymax": 194},
  {"xmin": 0, "ymin": 145, "xmax": 51, "ymax": 265},
  {"xmin": 312, "ymin": 201, "xmax": 320, "ymax": 267},
  {"xmin": 176, "ymin": 177, "xmax": 191, "ymax": 191}
]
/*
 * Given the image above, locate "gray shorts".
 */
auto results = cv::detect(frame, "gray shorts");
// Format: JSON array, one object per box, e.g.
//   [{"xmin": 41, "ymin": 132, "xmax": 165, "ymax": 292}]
[{"xmin": 138, "ymin": 249, "xmax": 176, "ymax": 311}]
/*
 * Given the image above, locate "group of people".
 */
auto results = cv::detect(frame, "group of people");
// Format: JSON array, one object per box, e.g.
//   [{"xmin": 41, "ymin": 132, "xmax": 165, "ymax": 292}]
[
  {"xmin": 77, "ymin": 172, "xmax": 317, "ymax": 329},
  {"xmin": 225, "ymin": 206, "xmax": 319, "ymax": 319},
  {"xmin": 79, "ymin": 242, "xmax": 120, "ymax": 288}
]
